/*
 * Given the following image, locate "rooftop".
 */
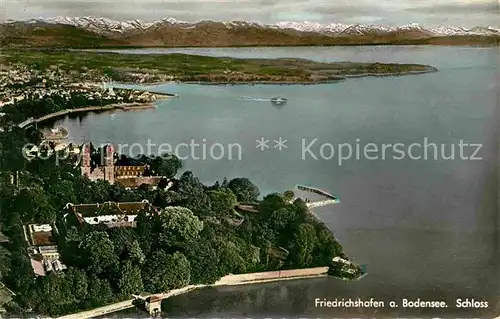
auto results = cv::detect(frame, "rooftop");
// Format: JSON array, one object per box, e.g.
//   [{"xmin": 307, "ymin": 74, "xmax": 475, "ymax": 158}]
[
  {"xmin": 67, "ymin": 200, "xmax": 154, "ymax": 217},
  {"xmin": 30, "ymin": 259, "xmax": 46, "ymax": 276},
  {"xmin": 32, "ymin": 231, "xmax": 54, "ymax": 246},
  {"xmin": 114, "ymin": 165, "xmax": 147, "ymax": 175},
  {"xmin": 114, "ymin": 176, "xmax": 164, "ymax": 189},
  {"xmin": 83, "ymin": 214, "xmax": 137, "ymax": 228},
  {"xmin": 28, "ymin": 224, "xmax": 55, "ymax": 246},
  {"xmin": 38, "ymin": 245, "xmax": 58, "ymax": 253},
  {"xmin": 146, "ymin": 295, "xmax": 163, "ymax": 303}
]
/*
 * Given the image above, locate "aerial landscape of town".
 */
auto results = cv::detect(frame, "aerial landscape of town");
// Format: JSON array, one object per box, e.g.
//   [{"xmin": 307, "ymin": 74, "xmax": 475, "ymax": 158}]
[
  {"xmin": 0, "ymin": 44, "xmax": 369, "ymax": 318},
  {"xmin": 0, "ymin": 0, "xmax": 499, "ymax": 318}
]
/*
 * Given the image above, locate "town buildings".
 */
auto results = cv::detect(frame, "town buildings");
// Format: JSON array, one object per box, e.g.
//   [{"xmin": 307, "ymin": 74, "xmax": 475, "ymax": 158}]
[
  {"xmin": 1, "ymin": 63, "xmax": 160, "ymax": 109},
  {"xmin": 24, "ymin": 223, "xmax": 66, "ymax": 276},
  {"xmin": 24, "ymin": 199, "xmax": 158, "ymax": 276}
]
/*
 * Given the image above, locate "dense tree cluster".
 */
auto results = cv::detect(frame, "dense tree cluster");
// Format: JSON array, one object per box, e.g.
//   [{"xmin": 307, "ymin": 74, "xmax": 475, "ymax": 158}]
[{"xmin": 0, "ymin": 97, "xmax": 352, "ymax": 317}]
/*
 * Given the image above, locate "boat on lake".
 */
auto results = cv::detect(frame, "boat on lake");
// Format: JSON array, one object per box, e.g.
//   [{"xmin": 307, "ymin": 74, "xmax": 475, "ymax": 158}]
[{"xmin": 270, "ymin": 97, "xmax": 288, "ymax": 105}]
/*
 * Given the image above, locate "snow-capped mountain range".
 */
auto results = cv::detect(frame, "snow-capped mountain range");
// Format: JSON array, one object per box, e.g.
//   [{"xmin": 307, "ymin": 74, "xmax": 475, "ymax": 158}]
[{"xmin": 4, "ymin": 16, "xmax": 500, "ymax": 37}]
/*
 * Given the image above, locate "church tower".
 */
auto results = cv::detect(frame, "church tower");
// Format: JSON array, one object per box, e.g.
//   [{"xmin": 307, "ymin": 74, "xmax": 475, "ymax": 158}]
[
  {"xmin": 81, "ymin": 145, "xmax": 91, "ymax": 177},
  {"xmin": 103, "ymin": 144, "xmax": 115, "ymax": 184}
]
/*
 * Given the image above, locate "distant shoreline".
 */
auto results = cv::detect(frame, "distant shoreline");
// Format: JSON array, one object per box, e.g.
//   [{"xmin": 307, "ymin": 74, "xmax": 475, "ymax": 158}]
[
  {"xmin": 12, "ymin": 41, "xmax": 500, "ymax": 51},
  {"xmin": 181, "ymin": 69, "xmax": 437, "ymax": 85},
  {"xmin": 182, "ymin": 79, "xmax": 344, "ymax": 85},
  {"xmin": 114, "ymin": 69, "xmax": 437, "ymax": 86}
]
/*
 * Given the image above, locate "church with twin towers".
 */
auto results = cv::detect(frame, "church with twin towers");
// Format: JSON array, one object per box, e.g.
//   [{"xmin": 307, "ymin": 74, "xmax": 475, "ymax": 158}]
[{"xmin": 80, "ymin": 143, "xmax": 165, "ymax": 189}]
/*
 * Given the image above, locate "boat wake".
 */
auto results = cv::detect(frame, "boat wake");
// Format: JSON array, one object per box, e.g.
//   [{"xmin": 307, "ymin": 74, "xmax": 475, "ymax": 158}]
[{"xmin": 239, "ymin": 96, "xmax": 272, "ymax": 102}]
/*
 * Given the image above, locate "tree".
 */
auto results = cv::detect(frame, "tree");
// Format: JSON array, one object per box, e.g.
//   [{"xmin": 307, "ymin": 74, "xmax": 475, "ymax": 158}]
[
  {"xmin": 36, "ymin": 273, "xmax": 74, "ymax": 316},
  {"xmin": 289, "ymin": 223, "xmax": 317, "ymax": 268},
  {"xmin": 48, "ymin": 180, "xmax": 77, "ymax": 209},
  {"xmin": 209, "ymin": 180, "xmax": 221, "ymax": 191},
  {"xmin": 5, "ymin": 252, "xmax": 35, "ymax": 294},
  {"xmin": 87, "ymin": 180, "xmax": 113, "ymax": 203},
  {"xmin": 227, "ymin": 177, "xmax": 259, "ymax": 203},
  {"xmin": 79, "ymin": 231, "xmax": 117, "ymax": 274},
  {"xmin": 157, "ymin": 206, "xmax": 203, "ymax": 249},
  {"xmin": 13, "ymin": 184, "xmax": 55, "ymax": 223},
  {"xmin": 185, "ymin": 239, "xmax": 221, "ymax": 284},
  {"xmin": 85, "ymin": 275, "xmax": 113, "ymax": 308},
  {"xmin": 0, "ymin": 245, "xmax": 11, "ymax": 282},
  {"xmin": 258, "ymin": 193, "xmax": 286, "ymax": 220},
  {"xmin": 61, "ymin": 227, "xmax": 84, "ymax": 267},
  {"xmin": 253, "ymin": 223, "xmax": 276, "ymax": 248},
  {"xmin": 142, "ymin": 250, "xmax": 190, "ymax": 292},
  {"xmin": 72, "ymin": 177, "xmax": 96, "ymax": 204},
  {"xmin": 176, "ymin": 171, "xmax": 211, "ymax": 215},
  {"xmin": 135, "ymin": 211, "xmax": 154, "ymax": 256},
  {"xmin": 65, "ymin": 267, "xmax": 88, "ymax": 301},
  {"xmin": 283, "ymin": 190, "xmax": 295, "ymax": 202},
  {"xmin": 152, "ymin": 191, "xmax": 170, "ymax": 208},
  {"xmin": 292, "ymin": 198, "xmax": 308, "ymax": 215},
  {"xmin": 118, "ymin": 261, "xmax": 144, "ymax": 295},
  {"xmin": 312, "ymin": 228, "xmax": 343, "ymax": 266},
  {"xmin": 26, "ymin": 153, "xmax": 76, "ymax": 184},
  {"xmin": 109, "ymin": 228, "xmax": 136, "ymax": 260},
  {"xmin": 216, "ymin": 239, "xmax": 247, "ymax": 275},
  {"xmin": 233, "ymin": 238, "xmax": 260, "ymax": 272},
  {"xmin": 128, "ymin": 240, "xmax": 145, "ymax": 265},
  {"xmin": 0, "ymin": 127, "xmax": 31, "ymax": 171},
  {"xmin": 208, "ymin": 189, "xmax": 237, "ymax": 217},
  {"xmin": 269, "ymin": 208, "xmax": 295, "ymax": 233},
  {"xmin": 152, "ymin": 154, "xmax": 182, "ymax": 178},
  {"xmin": 291, "ymin": 198, "xmax": 308, "ymax": 224}
]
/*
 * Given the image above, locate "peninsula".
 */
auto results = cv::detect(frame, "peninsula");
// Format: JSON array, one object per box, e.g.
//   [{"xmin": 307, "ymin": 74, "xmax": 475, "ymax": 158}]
[{"xmin": 1, "ymin": 49, "xmax": 438, "ymax": 85}]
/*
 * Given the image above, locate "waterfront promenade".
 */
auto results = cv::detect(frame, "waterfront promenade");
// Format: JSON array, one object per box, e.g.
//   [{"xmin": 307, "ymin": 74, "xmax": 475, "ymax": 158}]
[
  {"xmin": 18, "ymin": 103, "xmax": 155, "ymax": 129},
  {"xmin": 55, "ymin": 267, "xmax": 329, "ymax": 319}
]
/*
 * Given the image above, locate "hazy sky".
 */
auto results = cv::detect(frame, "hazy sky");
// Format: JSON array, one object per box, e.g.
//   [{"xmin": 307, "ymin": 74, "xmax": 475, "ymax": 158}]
[{"xmin": 2, "ymin": 0, "xmax": 499, "ymax": 27}]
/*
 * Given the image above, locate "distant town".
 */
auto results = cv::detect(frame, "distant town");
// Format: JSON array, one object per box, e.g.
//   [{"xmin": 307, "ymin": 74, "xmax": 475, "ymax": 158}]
[{"xmin": 0, "ymin": 63, "xmax": 163, "ymax": 108}]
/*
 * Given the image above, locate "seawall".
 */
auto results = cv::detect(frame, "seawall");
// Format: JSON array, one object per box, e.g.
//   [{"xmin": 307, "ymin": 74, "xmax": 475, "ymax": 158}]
[{"xmin": 214, "ymin": 267, "xmax": 329, "ymax": 285}]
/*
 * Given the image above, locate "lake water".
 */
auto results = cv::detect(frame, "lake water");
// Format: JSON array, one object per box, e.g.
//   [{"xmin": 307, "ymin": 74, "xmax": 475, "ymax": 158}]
[{"xmin": 61, "ymin": 46, "xmax": 499, "ymax": 318}]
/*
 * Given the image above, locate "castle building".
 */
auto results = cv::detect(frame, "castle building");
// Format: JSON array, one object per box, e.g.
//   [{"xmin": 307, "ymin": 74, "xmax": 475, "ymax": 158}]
[
  {"xmin": 80, "ymin": 144, "xmax": 167, "ymax": 189},
  {"xmin": 81, "ymin": 144, "xmax": 115, "ymax": 183}
]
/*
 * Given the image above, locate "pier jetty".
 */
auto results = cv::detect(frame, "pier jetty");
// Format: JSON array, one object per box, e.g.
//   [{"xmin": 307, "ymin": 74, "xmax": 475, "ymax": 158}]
[{"xmin": 295, "ymin": 184, "xmax": 341, "ymax": 208}]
